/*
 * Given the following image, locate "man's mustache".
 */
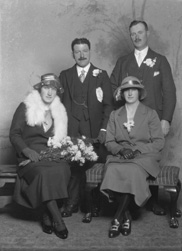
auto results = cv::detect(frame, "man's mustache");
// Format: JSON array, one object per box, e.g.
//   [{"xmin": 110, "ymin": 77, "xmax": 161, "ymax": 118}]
[
  {"xmin": 79, "ymin": 57, "xmax": 87, "ymax": 60},
  {"xmin": 134, "ymin": 39, "xmax": 141, "ymax": 43}
]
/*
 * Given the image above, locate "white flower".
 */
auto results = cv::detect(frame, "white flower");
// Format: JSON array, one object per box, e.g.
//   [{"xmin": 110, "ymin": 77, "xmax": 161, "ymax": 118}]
[
  {"xmin": 143, "ymin": 57, "xmax": 157, "ymax": 67},
  {"xmin": 92, "ymin": 69, "xmax": 102, "ymax": 77},
  {"xmin": 123, "ymin": 120, "xmax": 135, "ymax": 132},
  {"xmin": 42, "ymin": 136, "xmax": 98, "ymax": 166}
]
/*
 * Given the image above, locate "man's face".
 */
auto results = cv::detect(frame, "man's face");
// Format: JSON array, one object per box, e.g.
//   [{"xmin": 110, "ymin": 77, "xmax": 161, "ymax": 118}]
[
  {"xmin": 72, "ymin": 43, "xmax": 91, "ymax": 67},
  {"xmin": 130, "ymin": 23, "xmax": 149, "ymax": 51}
]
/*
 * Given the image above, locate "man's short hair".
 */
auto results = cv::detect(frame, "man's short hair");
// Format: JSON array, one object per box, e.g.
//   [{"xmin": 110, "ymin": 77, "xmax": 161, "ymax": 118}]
[
  {"xmin": 129, "ymin": 20, "xmax": 149, "ymax": 31},
  {"xmin": 71, "ymin": 38, "xmax": 91, "ymax": 51}
]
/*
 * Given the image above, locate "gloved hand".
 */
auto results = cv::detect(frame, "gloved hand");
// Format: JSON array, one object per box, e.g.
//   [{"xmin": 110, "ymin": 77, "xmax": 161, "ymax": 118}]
[
  {"xmin": 22, "ymin": 147, "xmax": 40, "ymax": 162},
  {"xmin": 133, "ymin": 149, "xmax": 141, "ymax": 157},
  {"xmin": 97, "ymin": 130, "xmax": 106, "ymax": 144},
  {"xmin": 120, "ymin": 148, "xmax": 135, "ymax": 159}
]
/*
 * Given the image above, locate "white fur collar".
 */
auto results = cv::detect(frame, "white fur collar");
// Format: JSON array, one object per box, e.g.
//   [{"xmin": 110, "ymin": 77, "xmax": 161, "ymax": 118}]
[{"xmin": 24, "ymin": 90, "xmax": 67, "ymax": 143}]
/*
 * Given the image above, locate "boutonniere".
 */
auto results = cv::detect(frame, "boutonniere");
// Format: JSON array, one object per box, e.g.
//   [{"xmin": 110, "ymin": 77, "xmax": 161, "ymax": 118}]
[
  {"xmin": 123, "ymin": 120, "xmax": 134, "ymax": 133},
  {"xmin": 92, "ymin": 69, "xmax": 102, "ymax": 77},
  {"xmin": 96, "ymin": 87, "xmax": 103, "ymax": 102},
  {"xmin": 143, "ymin": 57, "xmax": 157, "ymax": 67}
]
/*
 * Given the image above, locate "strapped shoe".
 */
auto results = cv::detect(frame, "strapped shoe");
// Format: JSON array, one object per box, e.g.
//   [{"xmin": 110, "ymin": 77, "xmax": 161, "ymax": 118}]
[
  {"xmin": 108, "ymin": 219, "xmax": 121, "ymax": 238},
  {"xmin": 42, "ymin": 221, "xmax": 53, "ymax": 234},
  {"xmin": 121, "ymin": 211, "xmax": 131, "ymax": 236},
  {"xmin": 121, "ymin": 219, "xmax": 131, "ymax": 236},
  {"xmin": 170, "ymin": 217, "xmax": 179, "ymax": 228},
  {"xmin": 53, "ymin": 221, "xmax": 68, "ymax": 239}
]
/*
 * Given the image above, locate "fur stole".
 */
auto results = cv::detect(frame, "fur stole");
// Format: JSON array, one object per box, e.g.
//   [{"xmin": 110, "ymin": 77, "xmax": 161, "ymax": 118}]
[{"xmin": 24, "ymin": 90, "xmax": 68, "ymax": 144}]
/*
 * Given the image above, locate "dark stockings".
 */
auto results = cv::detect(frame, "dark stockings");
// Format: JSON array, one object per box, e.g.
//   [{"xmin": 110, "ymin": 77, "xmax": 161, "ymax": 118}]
[
  {"xmin": 113, "ymin": 193, "xmax": 132, "ymax": 222},
  {"xmin": 45, "ymin": 200, "xmax": 66, "ymax": 231},
  {"xmin": 42, "ymin": 207, "xmax": 52, "ymax": 226}
]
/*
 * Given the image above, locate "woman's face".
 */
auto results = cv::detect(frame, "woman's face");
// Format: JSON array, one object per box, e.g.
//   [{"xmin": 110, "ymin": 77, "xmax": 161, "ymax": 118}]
[
  {"xmin": 40, "ymin": 84, "xmax": 57, "ymax": 104},
  {"xmin": 123, "ymin": 88, "xmax": 139, "ymax": 104}
]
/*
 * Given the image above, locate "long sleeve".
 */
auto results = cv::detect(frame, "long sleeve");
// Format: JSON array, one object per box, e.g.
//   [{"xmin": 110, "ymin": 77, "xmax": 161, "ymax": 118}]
[
  {"xmin": 133, "ymin": 109, "xmax": 165, "ymax": 153},
  {"xmin": 9, "ymin": 103, "xmax": 28, "ymax": 156}
]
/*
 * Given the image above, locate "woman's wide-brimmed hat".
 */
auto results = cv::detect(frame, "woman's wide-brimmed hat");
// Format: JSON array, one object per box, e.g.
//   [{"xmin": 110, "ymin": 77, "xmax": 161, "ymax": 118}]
[
  {"xmin": 114, "ymin": 76, "xmax": 147, "ymax": 101},
  {"xmin": 34, "ymin": 73, "xmax": 64, "ymax": 94}
]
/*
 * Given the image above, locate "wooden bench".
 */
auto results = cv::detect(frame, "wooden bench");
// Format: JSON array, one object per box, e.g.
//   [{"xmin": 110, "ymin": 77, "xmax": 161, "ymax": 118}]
[
  {"xmin": 86, "ymin": 163, "xmax": 181, "ymax": 228},
  {"xmin": 0, "ymin": 164, "xmax": 17, "ymax": 208}
]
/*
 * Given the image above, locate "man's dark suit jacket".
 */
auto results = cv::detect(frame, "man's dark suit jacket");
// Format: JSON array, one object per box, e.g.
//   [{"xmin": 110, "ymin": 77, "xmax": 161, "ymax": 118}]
[
  {"xmin": 59, "ymin": 63, "xmax": 114, "ymax": 139},
  {"xmin": 110, "ymin": 48, "xmax": 176, "ymax": 122}
]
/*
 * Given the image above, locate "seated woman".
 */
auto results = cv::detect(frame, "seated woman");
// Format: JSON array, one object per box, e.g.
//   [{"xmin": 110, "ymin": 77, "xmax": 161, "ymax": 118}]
[
  {"xmin": 100, "ymin": 76, "xmax": 165, "ymax": 238},
  {"xmin": 9, "ymin": 73, "xmax": 70, "ymax": 239}
]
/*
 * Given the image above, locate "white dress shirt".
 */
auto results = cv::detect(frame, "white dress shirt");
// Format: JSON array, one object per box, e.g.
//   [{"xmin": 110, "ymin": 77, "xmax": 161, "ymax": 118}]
[
  {"xmin": 76, "ymin": 63, "xmax": 91, "ymax": 79},
  {"xmin": 134, "ymin": 46, "xmax": 148, "ymax": 67}
]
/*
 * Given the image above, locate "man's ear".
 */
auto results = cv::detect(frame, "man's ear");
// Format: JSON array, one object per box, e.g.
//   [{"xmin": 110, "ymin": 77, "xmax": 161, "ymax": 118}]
[
  {"xmin": 72, "ymin": 52, "xmax": 75, "ymax": 60},
  {"xmin": 147, "ymin": 30, "xmax": 150, "ymax": 38}
]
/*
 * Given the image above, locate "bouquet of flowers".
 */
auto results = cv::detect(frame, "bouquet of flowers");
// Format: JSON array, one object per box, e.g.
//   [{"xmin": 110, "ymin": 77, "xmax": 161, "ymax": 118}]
[{"xmin": 20, "ymin": 136, "xmax": 98, "ymax": 167}]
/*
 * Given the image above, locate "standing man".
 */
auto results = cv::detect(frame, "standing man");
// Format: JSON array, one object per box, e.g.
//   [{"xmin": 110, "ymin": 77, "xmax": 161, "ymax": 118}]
[
  {"xmin": 110, "ymin": 20, "xmax": 176, "ymax": 215},
  {"xmin": 59, "ymin": 38, "xmax": 114, "ymax": 217}
]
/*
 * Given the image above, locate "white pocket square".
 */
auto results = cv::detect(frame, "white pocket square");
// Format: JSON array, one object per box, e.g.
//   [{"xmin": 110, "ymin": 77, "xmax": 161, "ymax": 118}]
[
  {"xmin": 154, "ymin": 71, "xmax": 160, "ymax": 77},
  {"xmin": 96, "ymin": 87, "xmax": 103, "ymax": 102}
]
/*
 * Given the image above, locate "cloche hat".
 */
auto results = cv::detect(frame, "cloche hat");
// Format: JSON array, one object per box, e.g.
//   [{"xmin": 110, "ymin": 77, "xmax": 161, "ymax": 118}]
[
  {"xmin": 114, "ymin": 76, "xmax": 147, "ymax": 101},
  {"xmin": 34, "ymin": 73, "xmax": 64, "ymax": 94}
]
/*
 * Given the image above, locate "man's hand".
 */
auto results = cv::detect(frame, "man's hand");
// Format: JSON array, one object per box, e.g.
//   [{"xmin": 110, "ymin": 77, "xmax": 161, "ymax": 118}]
[
  {"xmin": 161, "ymin": 120, "xmax": 170, "ymax": 136},
  {"xmin": 22, "ymin": 147, "xmax": 40, "ymax": 162},
  {"xmin": 120, "ymin": 148, "xmax": 135, "ymax": 159},
  {"xmin": 97, "ymin": 130, "xmax": 106, "ymax": 144}
]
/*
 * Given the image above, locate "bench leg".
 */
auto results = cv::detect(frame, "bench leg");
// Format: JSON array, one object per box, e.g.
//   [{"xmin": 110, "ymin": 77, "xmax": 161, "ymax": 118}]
[{"xmin": 168, "ymin": 180, "xmax": 181, "ymax": 228}]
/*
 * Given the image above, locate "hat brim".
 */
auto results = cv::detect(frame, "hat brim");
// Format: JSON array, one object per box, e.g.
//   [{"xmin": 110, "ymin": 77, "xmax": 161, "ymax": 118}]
[
  {"xmin": 33, "ymin": 80, "xmax": 64, "ymax": 94},
  {"xmin": 114, "ymin": 85, "xmax": 147, "ymax": 101}
]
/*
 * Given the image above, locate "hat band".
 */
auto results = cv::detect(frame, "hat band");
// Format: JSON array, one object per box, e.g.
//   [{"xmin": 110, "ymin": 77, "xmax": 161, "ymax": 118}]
[
  {"xmin": 122, "ymin": 80, "xmax": 141, "ymax": 86},
  {"xmin": 41, "ymin": 75, "xmax": 58, "ymax": 82}
]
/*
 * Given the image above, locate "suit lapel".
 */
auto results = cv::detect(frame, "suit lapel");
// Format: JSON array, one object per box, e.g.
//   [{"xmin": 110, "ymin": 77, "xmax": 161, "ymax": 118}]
[
  {"xmin": 88, "ymin": 64, "xmax": 98, "ymax": 92},
  {"xmin": 117, "ymin": 106, "xmax": 132, "ymax": 141},
  {"xmin": 142, "ymin": 48, "xmax": 156, "ymax": 81},
  {"xmin": 130, "ymin": 102, "xmax": 146, "ymax": 136}
]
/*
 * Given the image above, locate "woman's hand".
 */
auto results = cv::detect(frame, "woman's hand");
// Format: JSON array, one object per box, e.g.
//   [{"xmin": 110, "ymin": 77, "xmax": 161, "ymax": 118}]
[
  {"xmin": 120, "ymin": 148, "xmax": 135, "ymax": 159},
  {"xmin": 22, "ymin": 148, "xmax": 40, "ymax": 162},
  {"xmin": 133, "ymin": 149, "xmax": 141, "ymax": 157}
]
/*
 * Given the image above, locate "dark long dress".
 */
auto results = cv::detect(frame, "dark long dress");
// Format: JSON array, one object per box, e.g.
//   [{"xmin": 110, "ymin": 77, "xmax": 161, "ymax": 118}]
[{"xmin": 9, "ymin": 103, "xmax": 71, "ymax": 209}]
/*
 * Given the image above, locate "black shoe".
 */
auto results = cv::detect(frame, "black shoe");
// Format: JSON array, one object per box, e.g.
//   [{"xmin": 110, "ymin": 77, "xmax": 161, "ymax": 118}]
[
  {"xmin": 41, "ymin": 212, "xmax": 53, "ymax": 234},
  {"xmin": 92, "ymin": 206, "xmax": 100, "ymax": 217},
  {"xmin": 42, "ymin": 221, "xmax": 53, "ymax": 234},
  {"xmin": 82, "ymin": 213, "xmax": 92, "ymax": 223},
  {"xmin": 170, "ymin": 217, "xmax": 179, "ymax": 228},
  {"xmin": 175, "ymin": 208, "xmax": 182, "ymax": 218},
  {"xmin": 121, "ymin": 219, "xmax": 131, "ymax": 236},
  {"xmin": 121, "ymin": 211, "xmax": 131, "ymax": 236},
  {"xmin": 54, "ymin": 222, "xmax": 68, "ymax": 239},
  {"xmin": 108, "ymin": 219, "xmax": 121, "ymax": 238},
  {"xmin": 61, "ymin": 204, "xmax": 79, "ymax": 218},
  {"xmin": 152, "ymin": 203, "xmax": 166, "ymax": 216}
]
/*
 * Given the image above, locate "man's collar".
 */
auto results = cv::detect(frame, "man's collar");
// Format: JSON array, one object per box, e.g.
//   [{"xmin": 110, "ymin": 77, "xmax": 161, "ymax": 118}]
[
  {"xmin": 134, "ymin": 46, "xmax": 149, "ymax": 56},
  {"xmin": 77, "ymin": 63, "xmax": 91, "ymax": 75}
]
